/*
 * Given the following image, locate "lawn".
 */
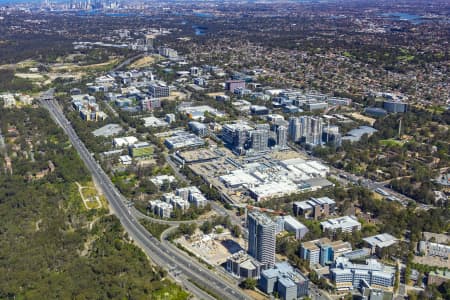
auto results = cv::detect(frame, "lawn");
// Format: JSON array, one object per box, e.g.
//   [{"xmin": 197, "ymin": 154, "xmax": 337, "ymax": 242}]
[
  {"xmin": 152, "ymin": 283, "xmax": 190, "ymax": 300},
  {"xmin": 379, "ymin": 139, "xmax": 405, "ymax": 147}
]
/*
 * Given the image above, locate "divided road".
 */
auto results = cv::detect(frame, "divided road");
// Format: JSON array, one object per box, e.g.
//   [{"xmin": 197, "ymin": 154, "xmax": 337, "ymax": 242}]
[{"xmin": 40, "ymin": 96, "xmax": 250, "ymax": 300}]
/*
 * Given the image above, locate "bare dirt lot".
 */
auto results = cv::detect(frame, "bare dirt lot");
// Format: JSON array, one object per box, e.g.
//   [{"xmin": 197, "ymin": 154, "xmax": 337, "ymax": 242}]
[{"xmin": 176, "ymin": 229, "xmax": 246, "ymax": 266}]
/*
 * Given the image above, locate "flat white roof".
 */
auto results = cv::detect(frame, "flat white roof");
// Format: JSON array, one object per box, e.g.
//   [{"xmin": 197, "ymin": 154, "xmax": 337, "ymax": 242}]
[
  {"xmin": 283, "ymin": 215, "xmax": 307, "ymax": 230},
  {"xmin": 248, "ymin": 180, "xmax": 298, "ymax": 199},
  {"xmin": 220, "ymin": 169, "xmax": 260, "ymax": 187},
  {"xmin": 363, "ymin": 233, "xmax": 397, "ymax": 248},
  {"xmin": 321, "ymin": 216, "xmax": 361, "ymax": 230}
]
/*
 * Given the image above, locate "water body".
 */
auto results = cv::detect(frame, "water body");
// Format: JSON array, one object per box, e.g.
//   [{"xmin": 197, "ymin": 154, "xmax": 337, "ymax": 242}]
[{"xmin": 382, "ymin": 12, "xmax": 425, "ymax": 25}]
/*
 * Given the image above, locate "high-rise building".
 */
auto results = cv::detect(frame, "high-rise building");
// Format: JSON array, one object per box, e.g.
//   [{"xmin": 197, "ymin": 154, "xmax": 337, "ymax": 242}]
[
  {"xmin": 288, "ymin": 117, "xmax": 302, "ymax": 142},
  {"xmin": 221, "ymin": 122, "xmax": 253, "ymax": 154},
  {"xmin": 276, "ymin": 125, "xmax": 288, "ymax": 148},
  {"xmin": 251, "ymin": 129, "xmax": 269, "ymax": 152},
  {"xmin": 299, "ymin": 116, "xmax": 323, "ymax": 146},
  {"xmin": 247, "ymin": 211, "xmax": 276, "ymax": 268},
  {"xmin": 310, "ymin": 116, "xmax": 323, "ymax": 145}
]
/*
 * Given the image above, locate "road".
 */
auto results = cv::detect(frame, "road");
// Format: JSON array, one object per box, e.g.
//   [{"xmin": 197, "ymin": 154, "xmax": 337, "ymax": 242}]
[
  {"xmin": 40, "ymin": 94, "xmax": 250, "ymax": 300},
  {"xmin": 131, "ymin": 206, "xmax": 202, "ymax": 225},
  {"xmin": 112, "ymin": 53, "xmax": 145, "ymax": 71}
]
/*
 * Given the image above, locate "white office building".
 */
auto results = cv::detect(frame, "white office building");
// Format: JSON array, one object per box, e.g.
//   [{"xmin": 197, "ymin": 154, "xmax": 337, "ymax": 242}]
[
  {"xmin": 331, "ymin": 257, "xmax": 395, "ymax": 291},
  {"xmin": 321, "ymin": 216, "xmax": 361, "ymax": 233}
]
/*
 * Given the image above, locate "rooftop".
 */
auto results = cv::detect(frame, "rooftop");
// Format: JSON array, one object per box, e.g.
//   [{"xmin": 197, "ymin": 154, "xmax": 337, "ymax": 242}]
[
  {"xmin": 248, "ymin": 211, "xmax": 275, "ymax": 226},
  {"xmin": 261, "ymin": 261, "xmax": 308, "ymax": 285},
  {"xmin": 92, "ymin": 123, "xmax": 123, "ymax": 137},
  {"xmin": 321, "ymin": 216, "xmax": 361, "ymax": 230},
  {"xmin": 282, "ymin": 215, "xmax": 308, "ymax": 230},
  {"xmin": 363, "ymin": 233, "xmax": 397, "ymax": 249}
]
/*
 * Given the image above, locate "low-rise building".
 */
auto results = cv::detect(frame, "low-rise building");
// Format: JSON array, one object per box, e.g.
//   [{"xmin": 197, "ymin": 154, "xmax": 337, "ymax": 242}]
[
  {"xmin": 175, "ymin": 186, "xmax": 208, "ymax": 208},
  {"xmin": 363, "ymin": 234, "xmax": 398, "ymax": 257},
  {"xmin": 342, "ymin": 126, "xmax": 378, "ymax": 143},
  {"xmin": 140, "ymin": 97, "xmax": 161, "ymax": 111},
  {"xmin": 1, "ymin": 94, "xmax": 17, "ymax": 108},
  {"xmin": 418, "ymin": 241, "xmax": 450, "ymax": 259},
  {"xmin": 149, "ymin": 81, "xmax": 170, "ymax": 98},
  {"xmin": 328, "ymin": 97, "xmax": 352, "ymax": 106},
  {"xmin": 164, "ymin": 131, "xmax": 205, "ymax": 149},
  {"xmin": 259, "ymin": 261, "xmax": 309, "ymax": 300},
  {"xmin": 148, "ymin": 200, "xmax": 173, "ymax": 218},
  {"xmin": 129, "ymin": 142, "xmax": 153, "ymax": 159},
  {"xmin": 225, "ymin": 80, "xmax": 245, "ymax": 92},
  {"xmin": 293, "ymin": 197, "xmax": 336, "ymax": 220},
  {"xmin": 299, "ymin": 240, "xmax": 321, "ymax": 267},
  {"xmin": 427, "ymin": 269, "xmax": 450, "ymax": 286},
  {"xmin": 320, "ymin": 216, "xmax": 361, "ymax": 233},
  {"xmin": 119, "ymin": 155, "xmax": 132, "ymax": 165},
  {"xmin": 300, "ymin": 238, "xmax": 352, "ymax": 267},
  {"xmin": 330, "ymin": 257, "xmax": 395, "ymax": 291},
  {"xmin": 179, "ymin": 105, "xmax": 225, "ymax": 121},
  {"xmin": 92, "ymin": 124, "xmax": 123, "ymax": 137},
  {"xmin": 113, "ymin": 136, "xmax": 139, "ymax": 148},
  {"xmin": 383, "ymin": 101, "xmax": 408, "ymax": 113},
  {"xmin": 276, "ymin": 216, "xmax": 309, "ymax": 240},
  {"xmin": 188, "ymin": 121, "xmax": 209, "ymax": 137},
  {"xmin": 164, "ymin": 194, "xmax": 190, "ymax": 211},
  {"xmin": 142, "ymin": 116, "xmax": 168, "ymax": 127},
  {"xmin": 150, "ymin": 175, "xmax": 176, "ymax": 186},
  {"xmin": 165, "ymin": 113, "xmax": 176, "ymax": 124},
  {"xmin": 226, "ymin": 250, "xmax": 262, "ymax": 279}
]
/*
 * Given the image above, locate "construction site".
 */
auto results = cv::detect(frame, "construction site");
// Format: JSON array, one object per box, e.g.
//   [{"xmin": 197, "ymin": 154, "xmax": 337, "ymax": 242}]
[{"xmin": 175, "ymin": 227, "xmax": 246, "ymax": 266}]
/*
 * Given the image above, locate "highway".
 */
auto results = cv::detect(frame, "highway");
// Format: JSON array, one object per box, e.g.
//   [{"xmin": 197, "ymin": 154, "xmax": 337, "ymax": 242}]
[
  {"xmin": 112, "ymin": 53, "xmax": 145, "ymax": 71},
  {"xmin": 40, "ymin": 94, "xmax": 250, "ymax": 300},
  {"xmin": 131, "ymin": 206, "xmax": 202, "ymax": 225}
]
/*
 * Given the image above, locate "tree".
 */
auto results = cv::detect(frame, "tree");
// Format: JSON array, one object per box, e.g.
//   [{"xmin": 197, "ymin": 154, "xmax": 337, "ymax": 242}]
[
  {"xmin": 200, "ymin": 221, "xmax": 213, "ymax": 234},
  {"xmin": 239, "ymin": 278, "xmax": 257, "ymax": 290},
  {"xmin": 231, "ymin": 225, "xmax": 242, "ymax": 238}
]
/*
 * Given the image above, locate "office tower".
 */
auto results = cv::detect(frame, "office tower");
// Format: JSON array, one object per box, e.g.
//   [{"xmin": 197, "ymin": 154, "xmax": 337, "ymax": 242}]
[
  {"xmin": 310, "ymin": 117, "xmax": 323, "ymax": 145},
  {"xmin": 149, "ymin": 83, "xmax": 170, "ymax": 98},
  {"xmin": 276, "ymin": 125, "xmax": 287, "ymax": 148},
  {"xmin": 299, "ymin": 116, "xmax": 310, "ymax": 142},
  {"xmin": 288, "ymin": 117, "xmax": 301, "ymax": 142},
  {"xmin": 251, "ymin": 129, "xmax": 268, "ymax": 152},
  {"xmin": 247, "ymin": 211, "xmax": 276, "ymax": 268},
  {"xmin": 299, "ymin": 116, "xmax": 323, "ymax": 146}
]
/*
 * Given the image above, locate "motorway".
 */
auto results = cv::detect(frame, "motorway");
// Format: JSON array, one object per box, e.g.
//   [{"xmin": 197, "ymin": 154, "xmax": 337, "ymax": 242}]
[{"xmin": 40, "ymin": 94, "xmax": 250, "ymax": 300}]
